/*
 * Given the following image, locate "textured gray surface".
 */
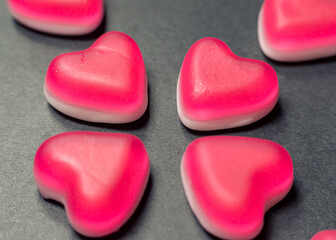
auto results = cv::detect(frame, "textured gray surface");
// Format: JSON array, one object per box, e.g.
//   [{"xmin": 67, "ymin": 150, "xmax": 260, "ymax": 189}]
[{"xmin": 0, "ymin": 0, "xmax": 335, "ymax": 239}]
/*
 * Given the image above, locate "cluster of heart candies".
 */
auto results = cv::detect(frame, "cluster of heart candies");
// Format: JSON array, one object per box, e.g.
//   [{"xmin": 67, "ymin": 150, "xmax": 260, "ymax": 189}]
[{"xmin": 7, "ymin": 0, "xmax": 336, "ymax": 239}]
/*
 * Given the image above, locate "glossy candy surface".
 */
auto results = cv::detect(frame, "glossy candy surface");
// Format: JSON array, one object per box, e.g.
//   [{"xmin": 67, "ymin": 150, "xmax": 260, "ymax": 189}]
[
  {"xmin": 34, "ymin": 132, "xmax": 150, "ymax": 237},
  {"xmin": 177, "ymin": 37, "xmax": 278, "ymax": 131},
  {"xmin": 311, "ymin": 230, "xmax": 336, "ymax": 240},
  {"xmin": 181, "ymin": 136, "xmax": 294, "ymax": 239},
  {"xmin": 45, "ymin": 31, "xmax": 148, "ymax": 123},
  {"xmin": 7, "ymin": 0, "xmax": 104, "ymax": 35},
  {"xmin": 258, "ymin": 0, "xmax": 336, "ymax": 61}
]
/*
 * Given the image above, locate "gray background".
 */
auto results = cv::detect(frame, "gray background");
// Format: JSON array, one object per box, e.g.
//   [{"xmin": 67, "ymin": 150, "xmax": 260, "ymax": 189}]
[{"xmin": 0, "ymin": 0, "xmax": 335, "ymax": 239}]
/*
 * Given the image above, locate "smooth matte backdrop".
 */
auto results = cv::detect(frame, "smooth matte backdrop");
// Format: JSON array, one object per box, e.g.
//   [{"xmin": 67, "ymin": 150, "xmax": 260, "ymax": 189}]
[{"xmin": 0, "ymin": 0, "xmax": 335, "ymax": 239}]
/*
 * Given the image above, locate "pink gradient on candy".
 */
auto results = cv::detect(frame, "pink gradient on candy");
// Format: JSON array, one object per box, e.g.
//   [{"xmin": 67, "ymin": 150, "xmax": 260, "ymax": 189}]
[
  {"xmin": 258, "ymin": 0, "xmax": 336, "ymax": 61},
  {"xmin": 177, "ymin": 37, "xmax": 278, "ymax": 131},
  {"xmin": 181, "ymin": 136, "xmax": 294, "ymax": 239},
  {"xmin": 7, "ymin": 0, "xmax": 103, "ymax": 35},
  {"xmin": 311, "ymin": 230, "xmax": 336, "ymax": 240},
  {"xmin": 44, "ymin": 31, "xmax": 148, "ymax": 123},
  {"xmin": 34, "ymin": 132, "xmax": 150, "ymax": 237}
]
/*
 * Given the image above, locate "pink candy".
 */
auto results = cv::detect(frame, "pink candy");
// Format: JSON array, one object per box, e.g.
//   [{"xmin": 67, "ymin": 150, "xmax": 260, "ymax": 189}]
[
  {"xmin": 181, "ymin": 136, "xmax": 294, "ymax": 239},
  {"xmin": 45, "ymin": 31, "xmax": 148, "ymax": 123},
  {"xmin": 177, "ymin": 37, "xmax": 279, "ymax": 131},
  {"xmin": 258, "ymin": 0, "xmax": 336, "ymax": 61},
  {"xmin": 311, "ymin": 230, "xmax": 336, "ymax": 240},
  {"xmin": 7, "ymin": 0, "xmax": 104, "ymax": 35},
  {"xmin": 34, "ymin": 132, "xmax": 150, "ymax": 237}
]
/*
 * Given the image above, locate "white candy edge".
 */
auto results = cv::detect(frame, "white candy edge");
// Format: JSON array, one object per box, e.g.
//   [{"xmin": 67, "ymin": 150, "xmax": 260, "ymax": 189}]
[
  {"xmin": 44, "ymin": 83, "xmax": 148, "ymax": 124},
  {"xmin": 8, "ymin": 3, "xmax": 103, "ymax": 35},
  {"xmin": 176, "ymin": 74, "xmax": 278, "ymax": 131}
]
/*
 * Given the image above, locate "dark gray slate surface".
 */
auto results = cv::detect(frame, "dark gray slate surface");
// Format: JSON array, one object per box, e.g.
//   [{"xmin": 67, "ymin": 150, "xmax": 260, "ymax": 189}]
[{"xmin": 0, "ymin": 0, "xmax": 335, "ymax": 239}]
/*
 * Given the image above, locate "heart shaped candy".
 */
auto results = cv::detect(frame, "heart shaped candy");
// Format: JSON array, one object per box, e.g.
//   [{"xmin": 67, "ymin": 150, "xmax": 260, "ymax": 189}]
[
  {"xmin": 181, "ymin": 136, "xmax": 293, "ymax": 239},
  {"xmin": 45, "ymin": 31, "xmax": 148, "ymax": 123},
  {"xmin": 7, "ymin": 0, "xmax": 104, "ymax": 35},
  {"xmin": 34, "ymin": 132, "xmax": 150, "ymax": 237},
  {"xmin": 258, "ymin": 0, "xmax": 336, "ymax": 61},
  {"xmin": 177, "ymin": 37, "xmax": 278, "ymax": 131},
  {"xmin": 311, "ymin": 230, "xmax": 336, "ymax": 240}
]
